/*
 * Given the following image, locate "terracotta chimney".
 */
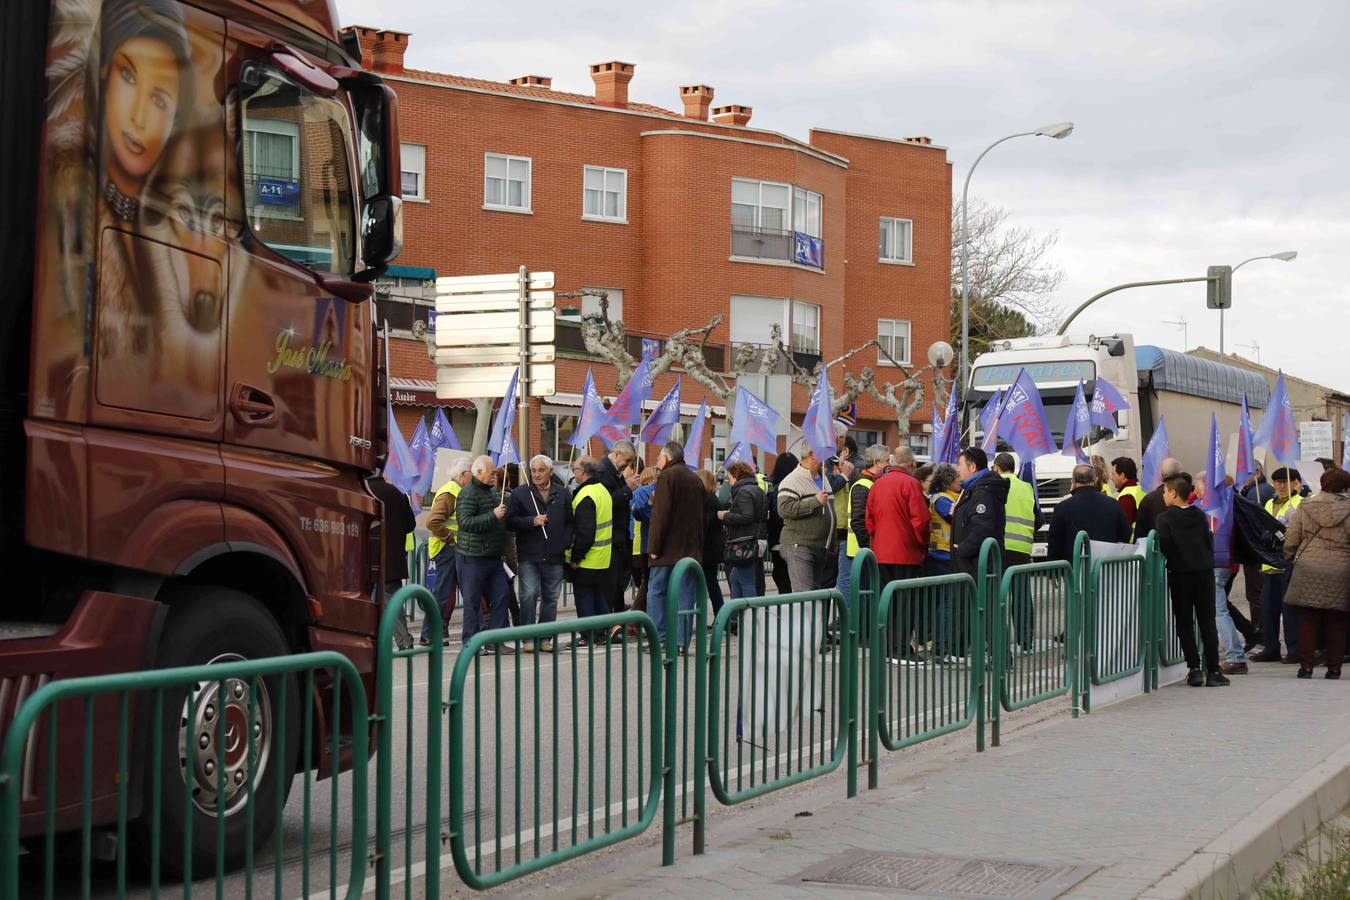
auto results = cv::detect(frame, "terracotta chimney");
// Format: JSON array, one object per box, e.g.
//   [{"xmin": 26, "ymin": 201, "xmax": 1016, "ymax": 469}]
[
  {"xmin": 679, "ymin": 84, "xmax": 715, "ymax": 121},
  {"xmin": 590, "ymin": 61, "xmax": 635, "ymax": 108},
  {"xmin": 904, "ymin": 135, "xmax": 933, "ymax": 145},
  {"xmin": 340, "ymin": 25, "xmax": 379, "ymax": 69},
  {"xmin": 509, "ymin": 75, "xmax": 553, "ymax": 88},
  {"xmin": 371, "ymin": 29, "xmax": 409, "ymax": 75},
  {"xmin": 711, "ymin": 104, "xmax": 752, "ymax": 127}
]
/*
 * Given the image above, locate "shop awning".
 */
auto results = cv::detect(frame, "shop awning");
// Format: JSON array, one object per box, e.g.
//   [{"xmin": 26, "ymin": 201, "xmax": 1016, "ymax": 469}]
[
  {"xmin": 389, "ymin": 377, "xmax": 472, "ymax": 408},
  {"xmin": 385, "ymin": 264, "xmax": 437, "ymax": 281}
]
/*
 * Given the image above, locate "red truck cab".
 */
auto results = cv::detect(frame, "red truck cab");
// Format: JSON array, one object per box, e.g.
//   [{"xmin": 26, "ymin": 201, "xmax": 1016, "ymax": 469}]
[{"xmin": 0, "ymin": 0, "xmax": 401, "ymax": 872}]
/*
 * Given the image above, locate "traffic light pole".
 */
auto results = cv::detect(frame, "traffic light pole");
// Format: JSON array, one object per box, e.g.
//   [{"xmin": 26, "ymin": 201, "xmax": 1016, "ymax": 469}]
[{"xmin": 1055, "ymin": 274, "xmax": 1216, "ymax": 336}]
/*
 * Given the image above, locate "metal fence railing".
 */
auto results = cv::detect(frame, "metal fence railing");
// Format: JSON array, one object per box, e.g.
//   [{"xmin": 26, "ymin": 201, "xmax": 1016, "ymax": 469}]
[{"xmin": 1, "ymin": 530, "xmax": 1188, "ymax": 896}]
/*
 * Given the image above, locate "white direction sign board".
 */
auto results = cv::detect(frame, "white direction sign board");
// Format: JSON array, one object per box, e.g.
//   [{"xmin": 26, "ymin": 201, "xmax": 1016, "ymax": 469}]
[{"xmin": 434, "ymin": 270, "xmax": 557, "ymax": 399}]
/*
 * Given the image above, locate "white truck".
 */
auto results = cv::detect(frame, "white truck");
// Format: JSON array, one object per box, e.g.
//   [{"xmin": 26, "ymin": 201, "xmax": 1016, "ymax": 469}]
[{"xmin": 968, "ymin": 334, "xmax": 1271, "ymax": 556}]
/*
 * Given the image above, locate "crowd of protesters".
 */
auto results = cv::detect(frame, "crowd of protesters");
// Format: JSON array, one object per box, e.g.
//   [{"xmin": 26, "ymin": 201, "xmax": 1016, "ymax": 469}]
[{"xmin": 375, "ymin": 427, "xmax": 1350, "ymax": 682}]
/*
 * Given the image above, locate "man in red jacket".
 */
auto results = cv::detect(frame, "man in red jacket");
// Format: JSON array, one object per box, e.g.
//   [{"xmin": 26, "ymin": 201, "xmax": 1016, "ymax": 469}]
[{"xmin": 865, "ymin": 446, "xmax": 931, "ymax": 661}]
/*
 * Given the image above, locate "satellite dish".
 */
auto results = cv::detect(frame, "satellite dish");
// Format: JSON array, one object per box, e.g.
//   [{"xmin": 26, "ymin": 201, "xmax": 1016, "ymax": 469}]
[{"xmin": 927, "ymin": 341, "xmax": 954, "ymax": 368}]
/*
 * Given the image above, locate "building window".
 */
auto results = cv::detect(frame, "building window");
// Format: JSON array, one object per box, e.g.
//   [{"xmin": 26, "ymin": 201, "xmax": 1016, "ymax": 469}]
[
  {"xmin": 375, "ymin": 276, "xmax": 435, "ymax": 335},
  {"xmin": 792, "ymin": 187, "xmax": 823, "ymax": 238},
  {"xmin": 731, "ymin": 178, "xmax": 823, "ymax": 266},
  {"xmin": 880, "ymin": 217, "xmax": 913, "ymax": 263},
  {"xmin": 909, "ymin": 433, "xmax": 931, "ymax": 457},
  {"xmin": 243, "ymin": 119, "xmax": 300, "ymax": 219},
  {"xmin": 540, "ymin": 412, "xmax": 578, "ymax": 465},
  {"xmin": 484, "ymin": 153, "xmax": 531, "ymax": 211},
  {"xmin": 849, "ymin": 429, "xmax": 881, "ymax": 450},
  {"xmin": 400, "ymin": 143, "xmax": 426, "ymax": 200},
  {"xmin": 731, "ymin": 178, "xmax": 790, "ymax": 231},
  {"xmin": 583, "ymin": 166, "xmax": 626, "ymax": 221},
  {"xmin": 877, "ymin": 319, "xmax": 911, "ymax": 366},
  {"xmin": 791, "ymin": 301, "xmax": 820, "ymax": 353},
  {"xmin": 560, "ymin": 287, "xmax": 623, "ymax": 324}
]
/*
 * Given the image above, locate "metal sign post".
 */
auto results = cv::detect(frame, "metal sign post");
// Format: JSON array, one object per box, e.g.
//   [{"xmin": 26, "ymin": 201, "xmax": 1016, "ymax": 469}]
[{"xmin": 517, "ymin": 265, "xmax": 531, "ymax": 463}]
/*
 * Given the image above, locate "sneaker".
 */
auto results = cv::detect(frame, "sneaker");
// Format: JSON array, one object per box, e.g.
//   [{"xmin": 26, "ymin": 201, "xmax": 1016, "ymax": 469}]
[
  {"xmin": 418, "ymin": 637, "xmax": 431, "ymax": 647},
  {"xmin": 1205, "ymin": 671, "xmax": 1231, "ymax": 687},
  {"xmin": 540, "ymin": 640, "xmax": 554, "ymax": 653},
  {"xmin": 1248, "ymin": 648, "xmax": 1279, "ymax": 662},
  {"xmin": 1326, "ymin": 670, "xmax": 1341, "ymax": 680},
  {"xmin": 1280, "ymin": 654, "xmax": 1300, "ymax": 665},
  {"xmin": 522, "ymin": 644, "xmax": 535, "ymax": 654},
  {"xmin": 1220, "ymin": 661, "xmax": 1248, "ymax": 675},
  {"xmin": 1186, "ymin": 668, "xmax": 1204, "ymax": 687},
  {"xmin": 497, "ymin": 644, "xmax": 516, "ymax": 656},
  {"xmin": 1297, "ymin": 667, "xmax": 1314, "ymax": 679}
]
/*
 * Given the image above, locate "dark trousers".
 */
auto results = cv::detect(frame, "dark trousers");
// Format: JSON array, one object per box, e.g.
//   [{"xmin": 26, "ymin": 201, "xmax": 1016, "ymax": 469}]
[
  {"xmin": 630, "ymin": 555, "xmax": 649, "ymax": 613},
  {"xmin": 1243, "ymin": 563, "xmax": 1265, "ymax": 628},
  {"xmin": 572, "ymin": 573, "xmax": 609, "ymax": 642},
  {"xmin": 1167, "ymin": 569, "xmax": 1220, "ymax": 672},
  {"xmin": 880, "ymin": 563, "xmax": 922, "ymax": 657},
  {"xmin": 423, "ymin": 549, "xmax": 458, "ymax": 640},
  {"xmin": 457, "ymin": 555, "xmax": 509, "ymax": 642},
  {"xmin": 771, "ymin": 549, "xmax": 793, "ymax": 595},
  {"xmin": 952, "ymin": 554, "xmax": 984, "ymax": 654},
  {"xmin": 702, "ymin": 561, "xmax": 725, "ymax": 617},
  {"xmin": 1004, "ymin": 549, "xmax": 1035, "ymax": 650},
  {"xmin": 755, "ymin": 550, "xmax": 767, "ymax": 597},
  {"xmin": 609, "ymin": 552, "xmax": 632, "ymax": 612},
  {"xmin": 1262, "ymin": 570, "xmax": 1297, "ymax": 656},
  {"xmin": 1297, "ymin": 607, "xmax": 1347, "ymax": 675}
]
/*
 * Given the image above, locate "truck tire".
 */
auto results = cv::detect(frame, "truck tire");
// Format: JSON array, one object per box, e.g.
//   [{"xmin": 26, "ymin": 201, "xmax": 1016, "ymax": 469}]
[{"xmin": 139, "ymin": 587, "xmax": 300, "ymax": 878}]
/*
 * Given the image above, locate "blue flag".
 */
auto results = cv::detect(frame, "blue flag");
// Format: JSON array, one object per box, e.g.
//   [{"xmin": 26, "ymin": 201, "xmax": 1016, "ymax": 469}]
[
  {"xmin": 937, "ymin": 386, "xmax": 961, "ymax": 464},
  {"xmin": 684, "ymin": 398, "xmax": 709, "ymax": 465},
  {"xmin": 486, "ymin": 368, "xmax": 519, "ymax": 465},
  {"xmin": 978, "ymin": 389, "xmax": 1003, "ymax": 453},
  {"xmin": 730, "ymin": 386, "xmax": 780, "ymax": 453},
  {"xmin": 1234, "ymin": 393, "xmax": 1256, "ymax": 488},
  {"xmin": 385, "ymin": 409, "xmax": 421, "ymax": 494},
  {"xmin": 1253, "ymin": 371, "xmax": 1301, "ymax": 464},
  {"xmin": 1141, "ymin": 416, "xmax": 1170, "ymax": 491},
  {"xmin": 1089, "ymin": 378, "xmax": 1130, "ymax": 434},
  {"xmin": 606, "ymin": 346, "xmax": 654, "ymax": 428},
  {"xmin": 409, "ymin": 417, "xmax": 436, "ymax": 495},
  {"xmin": 1342, "ymin": 415, "xmax": 1350, "ymax": 469},
  {"xmin": 723, "ymin": 440, "xmax": 754, "ymax": 471},
  {"xmin": 430, "ymin": 407, "xmax": 459, "ymax": 451},
  {"xmin": 801, "ymin": 366, "xmax": 837, "ymax": 463},
  {"xmin": 996, "ymin": 368, "xmax": 1058, "ymax": 461},
  {"xmin": 641, "ymin": 378, "xmax": 682, "ymax": 445},
  {"xmin": 570, "ymin": 368, "xmax": 609, "ymax": 450},
  {"xmin": 1197, "ymin": 413, "xmax": 1231, "ymax": 521},
  {"xmin": 1061, "ymin": 381, "xmax": 1091, "ymax": 464}
]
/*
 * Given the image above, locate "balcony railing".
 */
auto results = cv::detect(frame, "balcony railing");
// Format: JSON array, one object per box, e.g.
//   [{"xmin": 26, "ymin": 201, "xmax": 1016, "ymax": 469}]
[{"xmin": 731, "ymin": 225, "xmax": 824, "ymax": 268}]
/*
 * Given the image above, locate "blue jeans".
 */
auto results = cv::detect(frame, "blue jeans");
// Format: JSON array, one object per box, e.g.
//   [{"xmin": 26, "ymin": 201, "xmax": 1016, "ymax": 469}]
[
  {"xmin": 648, "ymin": 564, "xmax": 697, "ymax": 648},
  {"xmin": 422, "ymin": 549, "xmax": 457, "ymax": 640},
  {"xmin": 836, "ymin": 544, "xmax": 852, "ymax": 606},
  {"xmin": 1262, "ymin": 569, "xmax": 1297, "ymax": 656},
  {"xmin": 457, "ymin": 555, "xmax": 510, "ymax": 642},
  {"xmin": 1213, "ymin": 567, "xmax": 1245, "ymax": 663},
  {"xmin": 727, "ymin": 562, "xmax": 758, "ymax": 600},
  {"xmin": 519, "ymin": 561, "xmax": 563, "ymax": 645}
]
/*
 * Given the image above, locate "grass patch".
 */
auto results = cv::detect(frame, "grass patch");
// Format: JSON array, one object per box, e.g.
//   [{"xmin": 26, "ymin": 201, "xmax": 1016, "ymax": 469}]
[{"xmin": 1258, "ymin": 825, "xmax": 1350, "ymax": 899}]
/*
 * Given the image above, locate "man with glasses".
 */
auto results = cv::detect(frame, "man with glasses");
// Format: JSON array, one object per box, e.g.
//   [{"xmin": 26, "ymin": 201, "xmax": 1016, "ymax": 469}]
[
  {"xmin": 567, "ymin": 456, "xmax": 614, "ymax": 646},
  {"xmin": 508, "ymin": 454, "xmax": 573, "ymax": 652}
]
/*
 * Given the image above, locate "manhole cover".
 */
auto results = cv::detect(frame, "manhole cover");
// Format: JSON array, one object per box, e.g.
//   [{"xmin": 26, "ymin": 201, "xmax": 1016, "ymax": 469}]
[{"xmin": 792, "ymin": 851, "xmax": 1097, "ymax": 898}]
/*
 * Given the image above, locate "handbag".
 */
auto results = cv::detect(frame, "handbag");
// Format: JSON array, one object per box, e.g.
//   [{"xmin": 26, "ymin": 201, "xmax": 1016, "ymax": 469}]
[{"xmin": 724, "ymin": 536, "xmax": 756, "ymax": 564}]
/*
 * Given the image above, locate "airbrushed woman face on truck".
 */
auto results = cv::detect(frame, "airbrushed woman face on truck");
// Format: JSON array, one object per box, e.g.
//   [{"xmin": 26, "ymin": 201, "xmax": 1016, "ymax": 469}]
[{"xmin": 98, "ymin": 0, "xmax": 192, "ymax": 213}]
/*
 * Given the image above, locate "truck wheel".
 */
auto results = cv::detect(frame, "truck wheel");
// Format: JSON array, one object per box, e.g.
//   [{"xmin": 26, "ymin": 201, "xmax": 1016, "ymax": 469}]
[{"xmin": 140, "ymin": 587, "xmax": 300, "ymax": 878}]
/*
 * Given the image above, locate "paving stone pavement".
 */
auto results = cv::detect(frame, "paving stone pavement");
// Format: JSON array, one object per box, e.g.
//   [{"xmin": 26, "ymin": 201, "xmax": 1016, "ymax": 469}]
[{"xmin": 502, "ymin": 662, "xmax": 1350, "ymax": 899}]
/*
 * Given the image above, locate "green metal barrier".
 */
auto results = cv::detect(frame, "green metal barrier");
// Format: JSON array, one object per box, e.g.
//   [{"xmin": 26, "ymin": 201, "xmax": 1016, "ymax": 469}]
[
  {"xmin": 375, "ymin": 583, "xmax": 442, "ymax": 900},
  {"xmin": 0, "ymin": 652, "xmax": 369, "ymax": 900},
  {"xmin": 663, "ymin": 558, "xmax": 710, "ymax": 861},
  {"xmin": 703, "ymin": 588, "xmax": 852, "ymax": 809},
  {"xmin": 1086, "ymin": 554, "xmax": 1147, "ymax": 689},
  {"xmin": 976, "ymin": 537, "xmax": 1002, "ymax": 750},
  {"xmin": 847, "ymin": 549, "xmax": 880, "ymax": 792},
  {"xmin": 873, "ymin": 571, "xmax": 981, "ymax": 752},
  {"xmin": 445, "ymin": 611, "xmax": 663, "ymax": 891}
]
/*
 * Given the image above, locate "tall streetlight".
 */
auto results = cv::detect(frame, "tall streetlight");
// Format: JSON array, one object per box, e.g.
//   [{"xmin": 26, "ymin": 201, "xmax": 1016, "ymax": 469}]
[
  {"xmin": 959, "ymin": 122, "xmax": 1074, "ymax": 413},
  {"xmin": 1221, "ymin": 251, "xmax": 1297, "ymax": 354}
]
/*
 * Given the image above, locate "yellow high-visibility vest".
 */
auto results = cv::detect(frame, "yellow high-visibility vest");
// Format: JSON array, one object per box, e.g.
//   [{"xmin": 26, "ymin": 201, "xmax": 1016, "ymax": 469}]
[
  {"xmin": 1118, "ymin": 484, "xmax": 1147, "ymax": 540},
  {"xmin": 567, "ymin": 482, "xmax": 613, "ymax": 570},
  {"xmin": 426, "ymin": 480, "xmax": 461, "ymax": 559},
  {"xmin": 632, "ymin": 519, "xmax": 643, "ymax": 556},
  {"xmin": 929, "ymin": 490, "xmax": 959, "ymax": 554},
  {"xmin": 1000, "ymin": 472, "xmax": 1036, "ymax": 556},
  {"xmin": 1262, "ymin": 494, "xmax": 1304, "ymax": 573},
  {"xmin": 845, "ymin": 477, "xmax": 874, "ymax": 558}
]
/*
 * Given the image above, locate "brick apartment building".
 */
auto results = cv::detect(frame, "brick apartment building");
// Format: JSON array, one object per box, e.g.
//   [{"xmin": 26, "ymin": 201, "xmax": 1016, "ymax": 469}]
[{"xmin": 345, "ymin": 27, "xmax": 953, "ymax": 467}]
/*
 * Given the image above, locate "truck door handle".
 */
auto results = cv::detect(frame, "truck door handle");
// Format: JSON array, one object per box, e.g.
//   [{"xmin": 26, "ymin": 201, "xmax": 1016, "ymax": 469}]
[{"xmin": 229, "ymin": 383, "xmax": 277, "ymax": 426}]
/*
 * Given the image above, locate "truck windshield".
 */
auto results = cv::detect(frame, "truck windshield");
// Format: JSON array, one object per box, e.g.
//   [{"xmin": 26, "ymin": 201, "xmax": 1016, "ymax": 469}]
[{"xmin": 241, "ymin": 68, "xmax": 356, "ymax": 275}]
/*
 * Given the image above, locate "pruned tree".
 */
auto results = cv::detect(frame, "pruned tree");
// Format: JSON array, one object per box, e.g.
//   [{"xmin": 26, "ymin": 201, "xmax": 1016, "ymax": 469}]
[
  {"xmin": 575, "ymin": 289, "xmax": 938, "ymax": 437},
  {"xmin": 952, "ymin": 197, "xmax": 1063, "ymax": 349}
]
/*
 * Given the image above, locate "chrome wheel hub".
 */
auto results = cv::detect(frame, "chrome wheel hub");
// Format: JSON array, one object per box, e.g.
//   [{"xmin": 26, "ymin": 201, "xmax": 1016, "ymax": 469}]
[{"xmin": 178, "ymin": 652, "xmax": 273, "ymax": 817}]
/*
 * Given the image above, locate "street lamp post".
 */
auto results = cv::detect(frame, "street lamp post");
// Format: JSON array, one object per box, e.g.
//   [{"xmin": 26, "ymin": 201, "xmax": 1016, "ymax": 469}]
[
  {"xmin": 959, "ymin": 122, "xmax": 1073, "ymax": 419},
  {"xmin": 1222, "ymin": 251, "xmax": 1297, "ymax": 354}
]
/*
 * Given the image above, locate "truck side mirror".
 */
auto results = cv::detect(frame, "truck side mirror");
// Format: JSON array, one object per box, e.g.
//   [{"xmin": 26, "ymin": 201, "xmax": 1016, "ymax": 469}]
[{"xmin": 347, "ymin": 79, "xmax": 403, "ymax": 282}]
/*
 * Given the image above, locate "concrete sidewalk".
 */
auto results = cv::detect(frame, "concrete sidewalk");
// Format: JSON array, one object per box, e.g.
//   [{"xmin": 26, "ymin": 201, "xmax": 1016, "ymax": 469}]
[{"xmin": 504, "ymin": 663, "xmax": 1350, "ymax": 899}]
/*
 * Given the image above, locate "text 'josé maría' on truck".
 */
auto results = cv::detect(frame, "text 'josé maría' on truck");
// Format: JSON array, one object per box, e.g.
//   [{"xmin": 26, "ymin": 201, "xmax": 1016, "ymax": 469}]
[
  {"xmin": 969, "ymin": 334, "xmax": 1271, "ymax": 556},
  {"xmin": 0, "ymin": 0, "xmax": 402, "ymax": 874}
]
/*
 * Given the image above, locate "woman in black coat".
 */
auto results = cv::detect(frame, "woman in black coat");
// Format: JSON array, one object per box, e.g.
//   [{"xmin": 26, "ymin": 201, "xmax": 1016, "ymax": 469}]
[
  {"xmin": 720, "ymin": 461, "xmax": 766, "ymax": 602},
  {"xmin": 696, "ymin": 468, "xmax": 727, "ymax": 617}
]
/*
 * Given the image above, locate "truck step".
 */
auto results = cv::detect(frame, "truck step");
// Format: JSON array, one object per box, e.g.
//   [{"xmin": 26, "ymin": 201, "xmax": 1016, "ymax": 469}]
[{"xmin": 0, "ymin": 621, "xmax": 62, "ymax": 641}]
